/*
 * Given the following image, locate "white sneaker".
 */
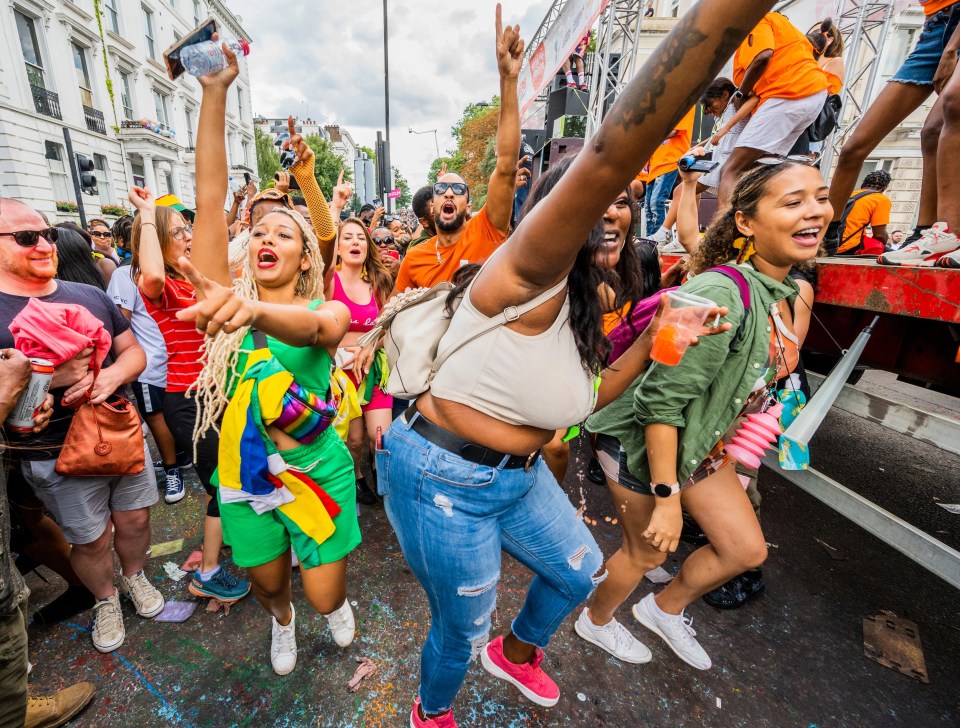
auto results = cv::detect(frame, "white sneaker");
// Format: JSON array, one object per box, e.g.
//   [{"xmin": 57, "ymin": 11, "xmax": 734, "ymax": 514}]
[
  {"xmin": 120, "ymin": 570, "xmax": 165, "ymax": 618},
  {"xmin": 324, "ymin": 599, "xmax": 355, "ymax": 647},
  {"xmin": 878, "ymin": 222, "xmax": 959, "ymax": 266},
  {"xmin": 660, "ymin": 240, "xmax": 686, "ymax": 254},
  {"xmin": 574, "ymin": 608, "xmax": 652, "ymax": 664},
  {"xmin": 648, "ymin": 226, "xmax": 671, "ymax": 244},
  {"xmin": 271, "ymin": 604, "xmax": 297, "ymax": 675},
  {"xmin": 91, "ymin": 590, "xmax": 125, "ymax": 653},
  {"xmin": 632, "ymin": 593, "xmax": 711, "ymax": 670}
]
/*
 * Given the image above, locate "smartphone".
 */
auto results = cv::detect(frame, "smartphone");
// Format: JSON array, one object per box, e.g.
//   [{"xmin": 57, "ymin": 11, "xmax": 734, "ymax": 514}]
[
  {"xmin": 244, "ymin": 172, "xmax": 251, "ymax": 186},
  {"xmin": 384, "ymin": 249, "xmax": 400, "ymax": 261},
  {"xmin": 164, "ymin": 18, "xmax": 218, "ymax": 80},
  {"xmin": 274, "ymin": 172, "xmax": 300, "ymax": 191}
]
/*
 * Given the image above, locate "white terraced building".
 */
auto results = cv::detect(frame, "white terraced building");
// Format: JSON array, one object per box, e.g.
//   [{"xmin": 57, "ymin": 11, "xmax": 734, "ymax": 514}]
[{"xmin": 0, "ymin": 0, "xmax": 256, "ymax": 223}]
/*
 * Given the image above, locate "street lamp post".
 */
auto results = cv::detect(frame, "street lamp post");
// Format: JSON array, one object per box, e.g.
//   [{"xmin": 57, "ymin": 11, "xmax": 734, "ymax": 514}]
[{"xmin": 408, "ymin": 127, "xmax": 440, "ymax": 160}]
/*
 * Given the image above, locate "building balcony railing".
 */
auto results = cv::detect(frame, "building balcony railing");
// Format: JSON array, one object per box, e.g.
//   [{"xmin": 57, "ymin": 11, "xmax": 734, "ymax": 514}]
[
  {"xmin": 83, "ymin": 105, "xmax": 106, "ymax": 135},
  {"xmin": 31, "ymin": 85, "xmax": 62, "ymax": 120}
]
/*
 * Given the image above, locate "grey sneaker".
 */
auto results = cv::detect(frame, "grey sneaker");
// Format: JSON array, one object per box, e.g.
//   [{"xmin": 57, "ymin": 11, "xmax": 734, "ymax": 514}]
[
  {"xmin": 574, "ymin": 608, "xmax": 652, "ymax": 664},
  {"xmin": 120, "ymin": 570, "xmax": 165, "ymax": 618},
  {"xmin": 324, "ymin": 599, "xmax": 355, "ymax": 647},
  {"xmin": 91, "ymin": 591, "xmax": 124, "ymax": 653},
  {"xmin": 632, "ymin": 593, "xmax": 711, "ymax": 670},
  {"xmin": 271, "ymin": 604, "xmax": 297, "ymax": 675}
]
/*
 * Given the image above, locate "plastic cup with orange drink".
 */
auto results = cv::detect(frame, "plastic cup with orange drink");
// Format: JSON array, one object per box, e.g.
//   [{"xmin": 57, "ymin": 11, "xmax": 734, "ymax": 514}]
[{"xmin": 650, "ymin": 291, "xmax": 718, "ymax": 366}]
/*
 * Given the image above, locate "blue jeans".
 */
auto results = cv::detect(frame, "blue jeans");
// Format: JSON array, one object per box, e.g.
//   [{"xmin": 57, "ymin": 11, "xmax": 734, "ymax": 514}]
[
  {"xmin": 644, "ymin": 170, "xmax": 678, "ymax": 234},
  {"xmin": 376, "ymin": 413, "xmax": 604, "ymax": 714}
]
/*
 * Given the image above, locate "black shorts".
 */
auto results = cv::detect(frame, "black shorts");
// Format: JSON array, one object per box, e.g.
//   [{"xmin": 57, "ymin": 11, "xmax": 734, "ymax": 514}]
[
  {"xmin": 595, "ymin": 434, "xmax": 730, "ymax": 496},
  {"xmin": 163, "ymin": 391, "xmax": 219, "ymax": 498},
  {"xmin": 131, "ymin": 381, "xmax": 165, "ymax": 416}
]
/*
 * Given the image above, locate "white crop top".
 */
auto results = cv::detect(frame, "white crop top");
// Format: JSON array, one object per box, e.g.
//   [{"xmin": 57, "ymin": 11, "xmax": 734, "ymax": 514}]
[{"xmin": 429, "ymin": 277, "xmax": 597, "ymax": 430}]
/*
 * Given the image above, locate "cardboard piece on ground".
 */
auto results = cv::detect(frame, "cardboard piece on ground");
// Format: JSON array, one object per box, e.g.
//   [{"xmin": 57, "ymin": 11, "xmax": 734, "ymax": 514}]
[
  {"xmin": 163, "ymin": 561, "xmax": 188, "ymax": 581},
  {"xmin": 644, "ymin": 566, "xmax": 674, "ymax": 584},
  {"xmin": 149, "ymin": 538, "xmax": 184, "ymax": 558},
  {"xmin": 862, "ymin": 614, "xmax": 929, "ymax": 683},
  {"xmin": 154, "ymin": 601, "xmax": 198, "ymax": 623},
  {"xmin": 181, "ymin": 550, "xmax": 203, "ymax": 571},
  {"xmin": 935, "ymin": 503, "xmax": 960, "ymax": 514}
]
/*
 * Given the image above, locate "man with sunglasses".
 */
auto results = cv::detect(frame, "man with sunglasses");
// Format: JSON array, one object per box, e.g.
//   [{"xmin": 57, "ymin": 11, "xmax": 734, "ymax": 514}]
[
  {"xmin": 372, "ymin": 226, "xmax": 401, "ymax": 277},
  {"xmin": 0, "ymin": 198, "xmax": 163, "ymax": 655},
  {"xmin": 390, "ymin": 41, "xmax": 521, "ymax": 296}
]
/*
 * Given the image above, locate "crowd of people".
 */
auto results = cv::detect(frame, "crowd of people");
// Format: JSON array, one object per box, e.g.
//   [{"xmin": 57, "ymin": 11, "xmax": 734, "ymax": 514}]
[{"xmin": 0, "ymin": 1, "xmax": 958, "ymax": 727}]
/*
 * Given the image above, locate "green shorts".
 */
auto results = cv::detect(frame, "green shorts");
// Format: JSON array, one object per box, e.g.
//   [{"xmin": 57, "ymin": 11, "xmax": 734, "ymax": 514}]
[{"xmin": 218, "ymin": 428, "xmax": 359, "ymax": 569}]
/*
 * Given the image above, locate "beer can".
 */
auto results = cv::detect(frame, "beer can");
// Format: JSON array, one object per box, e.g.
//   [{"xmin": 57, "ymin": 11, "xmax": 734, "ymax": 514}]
[{"xmin": 5, "ymin": 358, "xmax": 54, "ymax": 433}]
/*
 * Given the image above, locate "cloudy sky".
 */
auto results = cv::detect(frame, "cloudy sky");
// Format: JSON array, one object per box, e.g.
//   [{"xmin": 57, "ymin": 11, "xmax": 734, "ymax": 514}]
[{"xmin": 230, "ymin": 0, "xmax": 552, "ymax": 191}]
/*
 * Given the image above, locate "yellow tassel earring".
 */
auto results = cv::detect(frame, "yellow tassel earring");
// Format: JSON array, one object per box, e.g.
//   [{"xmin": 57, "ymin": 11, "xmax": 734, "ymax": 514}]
[{"xmin": 734, "ymin": 236, "xmax": 756, "ymax": 264}]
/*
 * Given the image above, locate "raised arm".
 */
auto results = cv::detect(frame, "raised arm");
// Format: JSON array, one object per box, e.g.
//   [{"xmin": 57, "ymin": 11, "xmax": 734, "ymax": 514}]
[
  {"xmin": 129, "ymin": 186, "xmax": 165, "ymax": 303},
  {"xmin": 284, "ymin": 116, "xmax": 338, "ymax": 275},
  {"xmin": 190, "ymin": 36, "xmax": 239, "ymax": 287},
  {"xmin": 481, "ymin": 0, "xmax": 775, "ymax": 297},
  {"xmin": 483, "ymin": 5, "xmax": 524, "ymax": 236}
]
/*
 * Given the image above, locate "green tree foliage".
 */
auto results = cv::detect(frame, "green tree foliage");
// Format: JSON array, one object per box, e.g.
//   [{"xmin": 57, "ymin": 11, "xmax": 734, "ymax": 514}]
[
  {"xmin": 302, "ymin": 134, "xmax": 351, "ymax": 199},
  {"xmin": 451, "ymin": 96, "xmax": 500, "ymax": 145},
  {"xmin": 392, "ymin": 166, "xmax": 411, "ymax": 208},
  {"xmin": 255, "ymin": 126, "xmax": 280, "ymax": 184}
]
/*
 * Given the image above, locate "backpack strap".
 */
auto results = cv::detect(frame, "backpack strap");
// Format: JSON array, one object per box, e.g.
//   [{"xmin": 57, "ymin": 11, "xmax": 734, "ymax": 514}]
[
  {"xmin": 708, "ymin": 265, "xmax": 751, "ymax": 340},
  {"xmin": 429, "ymin": 277, "xmax": 569, "ymax": 377}
]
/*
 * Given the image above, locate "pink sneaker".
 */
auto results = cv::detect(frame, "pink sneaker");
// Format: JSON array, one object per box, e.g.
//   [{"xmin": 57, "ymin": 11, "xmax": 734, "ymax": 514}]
[
  {"xmin": 410, "ymin": 698, "xmax": 458, "ymax": 728},
  {"xmin": 480, "ymin": 635, "xmax": 560, "ymax": 707}
]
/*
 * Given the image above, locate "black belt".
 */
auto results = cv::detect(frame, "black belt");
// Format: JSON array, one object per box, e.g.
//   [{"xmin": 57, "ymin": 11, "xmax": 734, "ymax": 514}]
[{"xmin": 404, "ymin": 404, "xmax": 541, "ymax": 470}]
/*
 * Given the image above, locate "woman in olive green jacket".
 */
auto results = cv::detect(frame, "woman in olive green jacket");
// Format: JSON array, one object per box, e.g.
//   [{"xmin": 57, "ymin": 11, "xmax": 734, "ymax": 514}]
[{"xmin": 578, "ymin": 161, "xmax": 830, "ymax": 670}]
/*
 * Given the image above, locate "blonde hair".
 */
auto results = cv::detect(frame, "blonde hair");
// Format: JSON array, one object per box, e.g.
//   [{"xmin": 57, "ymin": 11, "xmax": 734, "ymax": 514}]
[{"xmin": 191, "ymin": 207, "xmax": 326, "ymax": 440}]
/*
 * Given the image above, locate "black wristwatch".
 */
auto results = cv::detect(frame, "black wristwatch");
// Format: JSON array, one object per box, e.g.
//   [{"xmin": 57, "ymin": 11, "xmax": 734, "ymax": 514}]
[
  {"xmin": 652, "ymin": 481, "xmax": 681, "ymax": 498},
  {"xmin": 733, "ymin": 88, "xmax": 746, "ymax": 102}
]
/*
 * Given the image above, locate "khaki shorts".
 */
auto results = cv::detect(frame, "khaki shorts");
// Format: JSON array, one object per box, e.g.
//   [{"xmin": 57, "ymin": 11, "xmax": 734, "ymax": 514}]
[{"xmin": 20, "ymin": 443, "xmax": 158, "ymax": 545}]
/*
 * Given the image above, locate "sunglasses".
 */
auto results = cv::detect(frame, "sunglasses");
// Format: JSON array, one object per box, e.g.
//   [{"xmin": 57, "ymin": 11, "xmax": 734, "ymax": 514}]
[
  {"xmin": 89, "ymin": 230, "xmax": 112, "ymax": 240},
  {"xmin": 0, "ymin": 228, "xmax": 60, "ymax": 247},
  {"xmin": 756, "ymin": 154, "xmax": 817, "ymax": 166},
  {"xmin": 433, "ymin": 182, "xmax": 469, "ymax": 196},
  {"xmin": 170, "ymin": 224, "xmax": 193, "ymax": 241},
  {"xmin": 372, "ymin": 236, "xmax": 395, "ymax": 246}
]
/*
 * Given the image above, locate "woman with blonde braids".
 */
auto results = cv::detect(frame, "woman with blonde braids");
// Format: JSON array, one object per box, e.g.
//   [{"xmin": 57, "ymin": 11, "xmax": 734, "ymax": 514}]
[
  {"xmin": 326, "ymin": 218, "xmax": 394, "ymax": 505},
  {"xmin": 585, "ymin": 160, "xmax": 828, "ymax": 670},
  {"xmin": 180, "ymin": 39, "xmax": 359, "ymax": 676}
]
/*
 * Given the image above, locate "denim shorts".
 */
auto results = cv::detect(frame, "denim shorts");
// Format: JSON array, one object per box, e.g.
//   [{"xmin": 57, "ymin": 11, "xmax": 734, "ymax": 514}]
[
  {"xmin": 595, "ymin": 434, "xmax": 729, "ymax": 495},
  {"xmin": 892, "ymin": 3, "xmax": 960, "ymax": 86}
]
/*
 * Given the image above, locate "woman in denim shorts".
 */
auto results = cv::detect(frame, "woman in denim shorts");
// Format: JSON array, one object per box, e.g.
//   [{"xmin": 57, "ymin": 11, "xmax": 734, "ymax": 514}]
[{"xmin": 826, "ymin": 1, "xmax": 960, "ymax": 251}]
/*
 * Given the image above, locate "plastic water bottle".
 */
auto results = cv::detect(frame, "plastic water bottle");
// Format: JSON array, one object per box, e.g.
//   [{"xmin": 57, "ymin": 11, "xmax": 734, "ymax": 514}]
[{"xmin": 180, "ymin": 38, "xmax": 250, "ymax": 77}]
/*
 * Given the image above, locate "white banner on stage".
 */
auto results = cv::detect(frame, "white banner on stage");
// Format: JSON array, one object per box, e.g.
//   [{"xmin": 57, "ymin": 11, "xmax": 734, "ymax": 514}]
[{"xmin": 517, "ymin": 0, "xmax": 611, "ymax": 118}]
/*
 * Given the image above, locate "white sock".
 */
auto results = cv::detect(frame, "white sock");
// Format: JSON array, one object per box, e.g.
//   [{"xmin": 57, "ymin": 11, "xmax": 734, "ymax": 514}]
[
  {"xmin": 565, "ymin": 71, "xmax": 575, "ymax": 84},
  {"xmin": 197, "ymin": 565, "xmax": 221, "ymax": 582},
  {"xmin": 578, "ymin": 73, "xmax": 586, "ymax": 86}
]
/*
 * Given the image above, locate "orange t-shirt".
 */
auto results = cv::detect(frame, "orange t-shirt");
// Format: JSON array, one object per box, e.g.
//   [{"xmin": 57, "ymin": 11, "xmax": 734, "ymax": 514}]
[
  {"xmin": 602, "ymin": 303, "xmax": 631, "ymax": 336},
  {"xmin": 921, "ymin": 0, "xmax": 956, "ymax": 17},
  {"xmin": 840, "ymin": 190, "xmax": 892, "ymax": 253},
  {"xmin": 637, "ymin": 107, "xmax": 696, "ymax": 183},
  {"xmin": 734, "ymin": 13, "xmax": 828, "ymax": 105},
  {"xmin": 391, "ymin": 206, "xmax": 507, "ymax": 295}
]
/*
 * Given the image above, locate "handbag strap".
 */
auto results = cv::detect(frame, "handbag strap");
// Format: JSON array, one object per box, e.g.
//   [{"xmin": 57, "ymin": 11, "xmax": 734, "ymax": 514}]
[{"xmin": 430, "ymin": 277, "xmax": 569, "ymax": 377}]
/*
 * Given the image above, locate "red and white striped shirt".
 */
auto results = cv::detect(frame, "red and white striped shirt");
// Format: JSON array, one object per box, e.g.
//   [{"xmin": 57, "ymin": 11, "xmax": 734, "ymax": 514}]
[{"xmin": 143, "ymin": 276, "xmax": 205, "ymax": 392}]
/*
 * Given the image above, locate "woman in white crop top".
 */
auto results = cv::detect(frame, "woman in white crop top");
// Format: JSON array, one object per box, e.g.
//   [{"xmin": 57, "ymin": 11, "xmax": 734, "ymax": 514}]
[{"xmin": 375, "ymin": 6, "xmax": 748, "ymax": 725}]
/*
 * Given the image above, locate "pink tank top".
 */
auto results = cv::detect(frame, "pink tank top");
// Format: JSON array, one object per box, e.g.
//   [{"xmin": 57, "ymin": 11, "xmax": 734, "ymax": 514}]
[{"xmin": 332, "ymin": 272, "xmax": 379, "ymax": 333}]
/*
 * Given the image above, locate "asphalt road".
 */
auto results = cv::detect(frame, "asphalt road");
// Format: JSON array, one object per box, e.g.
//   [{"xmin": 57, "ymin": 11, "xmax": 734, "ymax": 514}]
[{"xmin": 21, "ymin": 384, "xmax": 960, "ymax": 727}]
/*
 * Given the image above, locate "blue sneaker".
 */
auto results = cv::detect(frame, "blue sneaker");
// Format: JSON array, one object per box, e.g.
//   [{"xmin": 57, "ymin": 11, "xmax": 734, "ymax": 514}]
[
  {"xmin": 188, "ymin": 567, "xmax": 251, "ymax": 603},
  {"xmin": 163, "ymin": 467, "xmax": 185, "ymax": 504}
]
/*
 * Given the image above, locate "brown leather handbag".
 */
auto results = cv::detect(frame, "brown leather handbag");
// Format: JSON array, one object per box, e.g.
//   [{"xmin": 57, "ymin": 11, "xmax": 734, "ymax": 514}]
[{"xmin": 55, "ymin": 373, "xmax": 145, "ymax": 477}]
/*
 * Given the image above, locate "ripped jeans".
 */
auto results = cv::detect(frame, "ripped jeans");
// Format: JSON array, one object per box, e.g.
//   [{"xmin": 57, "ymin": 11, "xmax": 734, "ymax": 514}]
[{"xmin": 377, "ymin": 413, "xmax": 604, "ymax": 714}]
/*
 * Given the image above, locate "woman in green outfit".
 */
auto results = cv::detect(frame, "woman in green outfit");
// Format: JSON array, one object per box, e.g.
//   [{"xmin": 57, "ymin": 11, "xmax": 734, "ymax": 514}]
[
  {"xmin": 583, "ymin": 161, "xmax": 830, "ymax": 671},
  {"xmin": 176, "ymin": 39, "xmax": 359, "ymax": 676}
]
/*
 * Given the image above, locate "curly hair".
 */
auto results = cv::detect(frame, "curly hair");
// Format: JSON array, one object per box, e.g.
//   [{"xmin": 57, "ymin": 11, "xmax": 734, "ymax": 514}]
[
  {"xmin": 336, "ymin": 218, "xmax": 394, "ymax": 307},
  {"xmin": 192, "ymin": 207, "xmax": 326, "ymax": 440},
  {"xmin": 862, "ymin": 170, "xmax": 891, "ymax": 190},
  {"xmin": 691, "ymin": 161, "xmax": 815, "ymax": 274}
]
